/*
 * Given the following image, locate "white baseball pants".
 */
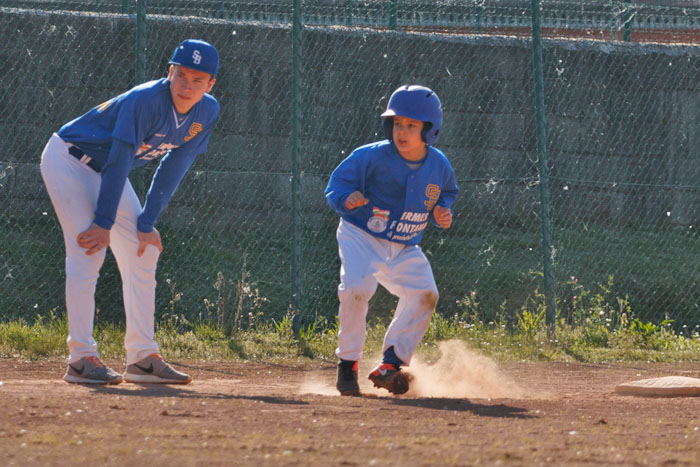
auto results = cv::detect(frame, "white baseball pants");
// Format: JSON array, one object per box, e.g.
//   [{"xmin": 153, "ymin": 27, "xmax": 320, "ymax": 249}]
[
  {"xmin": 335, "ymin": 219, "xmax": 439, "ymax": 365},
  {"xmin": 40, "ymin": 133, "xmax": 160, "ymax": 365}
]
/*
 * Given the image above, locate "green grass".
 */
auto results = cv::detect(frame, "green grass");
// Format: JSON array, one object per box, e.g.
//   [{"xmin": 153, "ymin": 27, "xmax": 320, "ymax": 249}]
[
  {"xmin": 2, "ymin": 302, "xmax": 699, "ymax": 363},
  {"xmin": 5, "ymin": 216, "xmax": 700, "ymax": 333}
]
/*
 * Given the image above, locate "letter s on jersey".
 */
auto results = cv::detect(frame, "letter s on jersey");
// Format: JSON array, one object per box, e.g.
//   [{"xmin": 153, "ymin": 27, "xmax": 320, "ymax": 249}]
[
  {"xmin": 184, "ymin": 122, "xmax": 203, "ymax": 142},
  {"xmin": 424, "ymin": 184, "xmax": 441, "ymax": 210}
]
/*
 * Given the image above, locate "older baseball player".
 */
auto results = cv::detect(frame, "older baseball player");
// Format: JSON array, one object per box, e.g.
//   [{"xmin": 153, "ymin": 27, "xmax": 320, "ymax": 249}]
[
  {"xmin": 325, "ymin": 85, "xmax": 459, "ymax": 395},
  {"xmin": 40, "ymin": 39, "xmax": 220, "ymax": 384}
]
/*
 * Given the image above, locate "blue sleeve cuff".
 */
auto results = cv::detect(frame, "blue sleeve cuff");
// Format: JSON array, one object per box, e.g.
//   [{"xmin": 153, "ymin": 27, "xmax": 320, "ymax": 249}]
[
  {"xmin": 93, "ymin": 215, "xmax": 115, "ymax": 230},
  {"xmin": 137, "ymin": 217, "xmax": 154, "ymax": 233}
]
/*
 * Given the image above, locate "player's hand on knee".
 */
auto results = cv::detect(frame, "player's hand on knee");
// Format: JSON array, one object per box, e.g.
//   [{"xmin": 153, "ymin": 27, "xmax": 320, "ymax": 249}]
[
  {"xmin": 137, "ymin": 227, "xmax": 163, "ymax": 257},
  {"xmin": 344, "ymin": 191, "xmax": 369, "ymax": 210},
  {"xmin": 433, "ymin": 205, "xmax": 452, "ymax": 229},
  {"xmin": 77, "ymin": 223, "xmax": 111, "ymax": 256}
]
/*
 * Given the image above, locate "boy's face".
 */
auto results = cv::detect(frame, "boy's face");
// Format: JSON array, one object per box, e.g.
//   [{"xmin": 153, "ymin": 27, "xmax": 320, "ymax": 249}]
[
  {"xmin": 168, "ymin": 65, "xmax": 216, "ymax": 114},
  {"xmin": 392, "ymin": 115, "xmax": 427, "ymax": 161}
]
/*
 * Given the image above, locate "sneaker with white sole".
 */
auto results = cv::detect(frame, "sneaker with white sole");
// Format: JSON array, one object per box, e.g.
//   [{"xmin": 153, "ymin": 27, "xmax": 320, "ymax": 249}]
[
  {"xmin": 123, "ymin": 354, "xmax": 192, "ymax": 384},
  {"xmin": 64, "ymin": 356, "xmax": 123, "ymax": 385}
]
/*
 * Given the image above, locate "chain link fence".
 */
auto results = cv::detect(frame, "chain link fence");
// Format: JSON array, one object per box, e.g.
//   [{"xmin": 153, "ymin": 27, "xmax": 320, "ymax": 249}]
[{"xmin": 3, "ymin": 0, "xmax": 700, "ymax": 332}]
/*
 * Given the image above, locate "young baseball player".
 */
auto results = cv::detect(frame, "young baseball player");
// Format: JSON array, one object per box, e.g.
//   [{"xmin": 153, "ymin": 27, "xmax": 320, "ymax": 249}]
[
  {"xmin": 40, "ymin": 39, "xmax": 220, "ymax": 384},
  {"xmin": 325, "ymin": 85, "xmax": 459, "ymax": 396}
]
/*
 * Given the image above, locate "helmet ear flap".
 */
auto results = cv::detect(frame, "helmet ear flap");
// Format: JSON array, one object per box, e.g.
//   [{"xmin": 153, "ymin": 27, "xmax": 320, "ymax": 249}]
[
  {"xmin": 421, "ymin": 122, "xmax": 433, "ymax": 143},
  {"xmin": 382, "ymin": 116, "xmax": 394, "ymax": 141}
]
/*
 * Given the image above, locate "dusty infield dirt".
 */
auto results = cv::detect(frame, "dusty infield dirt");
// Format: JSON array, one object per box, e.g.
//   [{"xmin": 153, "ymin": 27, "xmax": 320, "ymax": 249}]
[{"xmin": 1, "ymin": 347, "xmax": 699, "ymax": 466}]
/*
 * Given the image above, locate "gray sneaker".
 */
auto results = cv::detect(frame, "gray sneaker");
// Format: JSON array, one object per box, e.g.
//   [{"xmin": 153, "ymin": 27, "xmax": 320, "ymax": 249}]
[
  {"xmin": 64, "ymin": 356, "xmax": 123, "ymax": 384},
  {"xmin": 123, "ymin": 354, "xmax": 192, "ymax": 384}
]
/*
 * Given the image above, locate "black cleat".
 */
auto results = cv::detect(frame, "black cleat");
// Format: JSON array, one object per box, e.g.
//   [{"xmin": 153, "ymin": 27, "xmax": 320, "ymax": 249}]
[{"xmin": 336, "ymin": 360, "xmax": 360, "ymax": 396}]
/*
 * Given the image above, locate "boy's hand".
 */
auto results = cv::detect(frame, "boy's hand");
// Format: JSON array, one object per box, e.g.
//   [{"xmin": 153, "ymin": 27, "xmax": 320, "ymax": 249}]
[
  {"xmin": 77, "ymin": 223, "xmax": 110, "ymax": 256},
  {"xmin": 137, "ymin": 228, "xmax": 163, "ymax": 257},
  {"xmin": 433, "ymin": 205, "xmax": 452, "ymax": 229},
  {"xmin": 344, "ymin": 191, "xmax": 369, "ymax": 210}
]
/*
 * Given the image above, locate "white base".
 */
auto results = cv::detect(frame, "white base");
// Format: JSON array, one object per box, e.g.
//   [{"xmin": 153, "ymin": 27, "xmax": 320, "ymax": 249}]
[{"xmin": 615, "ymin": 376, "xmax": 700, "ymax": 397}]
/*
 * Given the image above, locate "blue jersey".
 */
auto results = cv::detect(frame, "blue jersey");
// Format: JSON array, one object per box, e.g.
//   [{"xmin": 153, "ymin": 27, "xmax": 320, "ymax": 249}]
[
  {"xmin": 325, "ymin": 140, "xmax": 459, "ymax": 246},
  {"xmin": 58, "ymin": 78, "xmax": 220, "ymax": 232}
]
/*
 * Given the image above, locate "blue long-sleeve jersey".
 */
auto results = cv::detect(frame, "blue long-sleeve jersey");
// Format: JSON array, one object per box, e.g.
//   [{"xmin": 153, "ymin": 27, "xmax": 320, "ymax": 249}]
[
  {"xmin": 58, "ymin": 78, "xmax": 220, "ymax": 232},
  {"xmin": 325, "ymin": 140, "xmax": 459, "ymax": 246}
]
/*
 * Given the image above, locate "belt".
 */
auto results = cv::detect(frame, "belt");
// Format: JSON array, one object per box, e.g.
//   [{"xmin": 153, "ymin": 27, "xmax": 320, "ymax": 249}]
[{"xmin": 67, "ymin": 146, "xmax": 102, "ymax": 173}]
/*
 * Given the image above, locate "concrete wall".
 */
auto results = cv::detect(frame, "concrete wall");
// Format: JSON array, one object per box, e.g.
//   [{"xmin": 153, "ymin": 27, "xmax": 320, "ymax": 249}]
[{"xmin": 3, "ymin": 8, "xmax": 700, "ymax": 231}]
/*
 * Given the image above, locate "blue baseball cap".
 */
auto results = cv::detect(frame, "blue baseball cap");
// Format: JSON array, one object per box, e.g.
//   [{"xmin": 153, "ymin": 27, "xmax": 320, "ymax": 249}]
[{"xmin": 169, "ymin": 39, "xmax": 219, "ymax": 76}]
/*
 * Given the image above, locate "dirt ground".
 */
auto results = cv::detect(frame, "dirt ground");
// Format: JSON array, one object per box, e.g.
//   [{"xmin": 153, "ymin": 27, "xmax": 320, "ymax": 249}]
[{"xmin": 1, "ymin": 347, "xmax": 699, "ymax": 466}]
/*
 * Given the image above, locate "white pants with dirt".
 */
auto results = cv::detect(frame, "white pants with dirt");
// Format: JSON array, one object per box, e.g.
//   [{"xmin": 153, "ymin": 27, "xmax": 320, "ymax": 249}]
[
  {"xmin": 40, "ymin": 133, "xmax": 160, "ymax": 365},
  {"xmin": 335, "ymin": 218, "xmax": 439, "ymax": 365}
]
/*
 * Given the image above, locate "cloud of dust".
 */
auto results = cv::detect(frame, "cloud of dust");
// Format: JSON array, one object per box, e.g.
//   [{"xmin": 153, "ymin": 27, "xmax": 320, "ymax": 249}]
[
  {"xmin": 299, "ymin": 341, "xmax": 528, "ymax": 399},
  {"xmin": 299, "ymin": 377, "xmax": 341, "ymax": 396},
  {"xmin": 405, "ymin": 340, "xmax": 525, "ymax": 399},
  {"xmin": 299, "ymin": 352, "xmax": 386, "ymax": 397}
]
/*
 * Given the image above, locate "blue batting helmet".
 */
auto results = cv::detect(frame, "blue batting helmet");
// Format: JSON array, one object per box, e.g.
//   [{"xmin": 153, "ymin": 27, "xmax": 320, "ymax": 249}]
[
  {"xmin": 381, "ymin": 85, "xmax": 443, "ymax": 145},
  {"xmin": 169, "ymin": 39, "xmax": 219, "ymax": 76}
]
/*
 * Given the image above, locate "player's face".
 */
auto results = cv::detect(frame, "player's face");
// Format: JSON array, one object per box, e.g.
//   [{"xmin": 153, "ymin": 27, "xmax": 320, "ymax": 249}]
[
  {"xmin": 168, "ymin": 65, "xmax": 215, "ymax": 114},
  {"xmin": 392, "ymin": 115, "xmax": 427, "ymax": 161}
]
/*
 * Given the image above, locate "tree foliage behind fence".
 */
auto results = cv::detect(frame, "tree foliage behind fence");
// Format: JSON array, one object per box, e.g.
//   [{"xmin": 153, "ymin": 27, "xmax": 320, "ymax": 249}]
[{"xmin": 3, "ymin": 1, "xmax": 700, "ymax": 333}]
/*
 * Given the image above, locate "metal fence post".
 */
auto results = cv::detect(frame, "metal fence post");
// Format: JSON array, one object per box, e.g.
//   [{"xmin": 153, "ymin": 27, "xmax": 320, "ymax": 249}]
[
  {"xmin": 622, "ymin": 0, "xmax": 633, "ymax": 41},
  {"xmin": 474, "ymin": 0, "xmax": 483, "ymax": 34},
  {"xmin": 132, "ymin": 0, "xmax": 148, "ymax": 201},
  {"xmin": 291, "ymin": 0, "xmax": 303, "ymax": 329},
  {"xmin": 135, "ymin": 0, "xmax": 147, "ymax": 95},
  {"xmin": 530, "ymin": 0, "xmax": 557, "ymax": 334},
  {"xmin": 389, "ymin": 0, "xmax": 398, "ymax": 30}
]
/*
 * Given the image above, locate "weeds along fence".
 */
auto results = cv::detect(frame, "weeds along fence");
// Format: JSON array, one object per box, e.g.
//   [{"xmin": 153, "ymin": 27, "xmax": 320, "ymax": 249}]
[{"xmin": 3, "ymin": 0, "xmax": 700, "ymax": 332}]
